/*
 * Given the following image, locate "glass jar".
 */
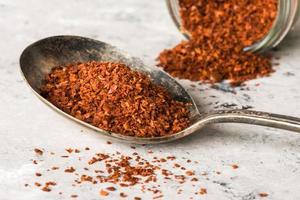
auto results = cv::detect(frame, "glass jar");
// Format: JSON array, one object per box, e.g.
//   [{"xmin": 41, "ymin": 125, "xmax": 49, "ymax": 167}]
[{"xmin": 166, "ymin": 0, "xmax": 300, "ymax": 52}]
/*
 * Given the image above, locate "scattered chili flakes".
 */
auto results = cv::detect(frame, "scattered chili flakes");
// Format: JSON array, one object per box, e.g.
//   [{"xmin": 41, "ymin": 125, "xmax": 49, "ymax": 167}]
[
  {"xmin": 35, "ymin": 173, "xmax": 42, "ymax": 177},
  {"xmin": 107, "ymin": 141, "xmax": 112, "ymax": 145},
  {"xmin": 106, "ymin": 186, "xmax": 117, "ymax": 191},
  {"xmin": 41, "ymin": 181, "xmax": 56, "ymax": 192},
  {"xmin": 99, "ymin": 189, "xmax": 109, "ymax": 196},
  {"xmin": 134, "ymin": 197, "xmax": 142, "ymax": 200},
  {"xmin": 174, "ymin": 163, "xmax": 181, "ymax": 168},
  {"xmin": 41, "ymin": 61, "xmax": 190, "ymax": 137},
  {"xmin": 232, "ymin": 164, "xmax": 239, "ymax": 169},
  {"xmin": 199, "ymin": 188, "xmax": 207, "ymax": 195},
  {"xmin": 64, "ymin": 167, "xmax": 76, "ymax": 173},
  {"xmin": 34, "ymin": 182, "xmax": 41, "ymax": 187},
  {"xmin": 51, "ymin": 166, "xmax": 59, "ymax": 170},
  {"xmin": 259, "ymin": 193, "xmax": 269, "ymax": 197},
  {"xmin": 80, "ymin": 174, "xmax": 93, "ymax": 182},
  {"xmin": 70, "ymin": 194, "xmax": 78, "ymax": 198},
  {"xmin": 75, "ymin": 149, "xmax": 80, "ymax": 153},
  {"xmin": 65, "ymin": 148, "xmax": 73, "ymax": 153},
  {"xmin": 34, "ymin": 148, "xmax": 43, "ymax": 156},
  {"xmin": 41, "ymin": 186, "xmax": 51, "ymax": 192},
  {"xmin": 120, "ymin": 192, "xmax": 128, "ymax": 198},
  {"xmin": 153, "ymin": 194, "xmax": 164, "ymax": 199},
  {"xmin": 157, "ymin": 0, "xmax": 277, "ymax": 86},
  {"xmin": 30, "ymin": 147, "xmax": 216, "ymax": 199},
  {"xmin": 185, "ymin": 170, "xmax": 195, "ymax": 176}
]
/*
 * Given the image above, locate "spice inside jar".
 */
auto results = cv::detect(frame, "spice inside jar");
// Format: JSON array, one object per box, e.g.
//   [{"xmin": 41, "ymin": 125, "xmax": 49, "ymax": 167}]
[{"xmin": 158, "ymin": 0, "xmax": 278, "ymax": 86}]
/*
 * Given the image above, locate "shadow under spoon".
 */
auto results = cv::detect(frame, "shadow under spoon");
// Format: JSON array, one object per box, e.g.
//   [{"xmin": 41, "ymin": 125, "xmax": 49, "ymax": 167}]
[{"xmin": 19, "ymin": 35, "xmax": 300, "ymax": 144}]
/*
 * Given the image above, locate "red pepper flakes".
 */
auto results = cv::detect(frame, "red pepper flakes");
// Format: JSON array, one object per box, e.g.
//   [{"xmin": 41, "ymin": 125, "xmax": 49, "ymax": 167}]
[
  {"xmin": 85, "ymin": 147, "xmax": 90, "ymax": 151},
  {"xmin": 34, "ymin": 182, "xmax": 41, "ymax": 187},
  {"xmin": 35, "ymin": 173, "xmax": 42, "ymax": 177},
  {"xmin": 75, "ymin": 149, "xmax": 80, "ymax": 153},
  {"xmin": 106, "ymin": 186, "xmax": 117, "ymax": 191},
  {"xmin": 185, "ymin": 170, "xmax": 195, "ymax": 176},
  {"xmin": 120, "ymin": 192, "xmax": 128, "ymax": 198},
  {"xmin": 199, "ymin": 188, "xmax": 207, "ymax": 195},
  {"xmin": 191, "ymin": 177, "xmax": 198, "ymax": 182},
  {"xmin": 259, "ymin": 193, "xmax": 269, "ymax": 197},
  {"xmin": 34, "ymin": 148, "xmax": 43, "ymax": 156},
  {"xmin": 166, "ymin": 156, "xmax": 176, "ymax": 161},
  {"xmin": 30, "ymin": 147, "xmax": 214, "ymax": 199},
  {"xmin": 157, "ymin": 0, "xmax": 277, "ymax": 86},
  {"xmin": 51, "ymin": 166, "xmax": 59, "ymax": 170},
  {"xmin": 70, "ymin": 194, "xmax": 78, "ymax": 198},
  {"xmin": 174, "ymin": 163, "xmax": 181, "ymax": 168},
  {"xmin": 41, "ymin": 181, "xmax": 56, "ymax": 192},
  {"xmin": 232, "ymin": 164, "xmax": 239, "ymax": 169},
  {"xmin": 41, "ymin": 61, "xmax": 190, "ymax": 137},
  {"xmin": 80, "ymin": 175, "xmax": 93, "ymax": 182},
  {"xmin": 106, "ymin": 141, "xmax": 112, "ymax": 145},
  {"xmin": 134, "ymin": 197, "xmax": 142, "ymax": 200},
  {"xmin": 64, "ymin": 167, "xmax": 76, "ymax": 173},
  {"xmin": 65, "ymin": 148, "xmax": 73, "ymax": 153},
  {"xmin": 99, "ymin": 189, "xmax": 109, "ymax": 196},
  {"xmin": 153, "ymin": 194, "xmax": 164, "ymax": 199}
]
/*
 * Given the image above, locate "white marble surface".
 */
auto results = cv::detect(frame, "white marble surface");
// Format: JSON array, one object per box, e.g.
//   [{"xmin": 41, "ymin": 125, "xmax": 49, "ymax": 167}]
[{"xmin": 0, "ymin": 0, "xmax": 300, "ymax": 199}]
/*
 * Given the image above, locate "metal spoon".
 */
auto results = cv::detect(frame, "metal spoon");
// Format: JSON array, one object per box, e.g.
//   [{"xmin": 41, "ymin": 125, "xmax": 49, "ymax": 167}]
[{"xmin": 19, "ymin": 35, "xmax": 300, "ymax": 144}]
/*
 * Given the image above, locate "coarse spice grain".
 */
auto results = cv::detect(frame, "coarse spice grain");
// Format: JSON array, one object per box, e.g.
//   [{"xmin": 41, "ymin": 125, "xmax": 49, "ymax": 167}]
[
  {"xmin": 41, "ymin": 61, "xmax": 190, "ymax": 137},
  {"xmin": 29, "ymin": 147, "xmax": 227, "ymax": 198},
  {"xmin": 157, "ymin": 0, "xmax": 278, "ymax": 86}
]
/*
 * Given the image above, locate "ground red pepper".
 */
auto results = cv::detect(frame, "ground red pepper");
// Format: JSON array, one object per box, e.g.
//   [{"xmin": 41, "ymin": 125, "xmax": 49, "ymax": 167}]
[
  {"xmin": 157, "ymin": 0, "xmax": 278, "ymax": 86},
  {"xmin": 41, "ymin": 61, "xmax": 190, "ymax": 137},
  {"xmin": 29, "ymin": 147, "xmax": 215, "ymax": 198}
]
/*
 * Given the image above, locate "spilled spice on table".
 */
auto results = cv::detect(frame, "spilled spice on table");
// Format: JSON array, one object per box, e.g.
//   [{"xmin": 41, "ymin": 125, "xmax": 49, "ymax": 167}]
[
  {"xmin": 157, "ymin": 0, "xmax": 278, "ymax": 86},
  {"xmin": 259, "ymin": 192, "xmax": 269, "ymax": 197},
  {"xmin": 27, "ymin": 147, "xmax": 221, "ymax": 198}
]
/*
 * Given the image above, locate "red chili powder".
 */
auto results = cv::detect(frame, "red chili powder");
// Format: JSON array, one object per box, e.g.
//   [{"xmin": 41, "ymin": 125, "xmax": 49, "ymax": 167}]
[
  {"xmin": 41, "ymin": 61, "xmax": 190, "ymax": 137},
  {"xmin": 157, "ymin": 0, "xmax": 278, "ymax": 86}
]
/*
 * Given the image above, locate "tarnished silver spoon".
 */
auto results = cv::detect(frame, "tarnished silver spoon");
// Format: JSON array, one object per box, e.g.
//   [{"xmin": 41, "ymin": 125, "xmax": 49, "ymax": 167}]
[{"xmin": 19, "ymin": 35, "xmax": 300, "ymax": 144}]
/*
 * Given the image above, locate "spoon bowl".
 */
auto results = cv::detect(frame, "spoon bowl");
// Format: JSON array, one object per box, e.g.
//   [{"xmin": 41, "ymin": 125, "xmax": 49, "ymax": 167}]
[
  {"xmin": 20, "ymin": 36, "xmax": 300, "ymax": 144},
  {"xmin": 20, "ymin": 35, "xmax": 202, "ymax": 144}
]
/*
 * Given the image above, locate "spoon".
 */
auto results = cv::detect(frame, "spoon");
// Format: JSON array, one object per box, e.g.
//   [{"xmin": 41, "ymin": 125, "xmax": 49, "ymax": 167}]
[{"xmin": 20, "ymin": 35, "xmax": 300, "ymax": 144}]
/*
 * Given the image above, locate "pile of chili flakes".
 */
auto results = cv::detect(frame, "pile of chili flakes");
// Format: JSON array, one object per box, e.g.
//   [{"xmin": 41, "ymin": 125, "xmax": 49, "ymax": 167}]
[
  {"xmin": 157, "ymin": 0, "xmax": 278, "ymax": 86},
  {"xmin": 41, "ymin": 61, "xmax": 190, "ymax": 137}
]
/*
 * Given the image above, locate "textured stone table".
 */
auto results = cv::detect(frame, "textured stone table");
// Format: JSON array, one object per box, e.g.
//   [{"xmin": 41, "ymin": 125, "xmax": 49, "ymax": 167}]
[{"xmin": 0, "ymin": 0, "xmax": 300, "ymax": 199}]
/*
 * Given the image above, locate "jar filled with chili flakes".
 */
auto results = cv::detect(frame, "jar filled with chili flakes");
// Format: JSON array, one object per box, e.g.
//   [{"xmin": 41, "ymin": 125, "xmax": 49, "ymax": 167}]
[{"xmin": 166, "ymin": 0, "xmax": 300, "ymax": 52}]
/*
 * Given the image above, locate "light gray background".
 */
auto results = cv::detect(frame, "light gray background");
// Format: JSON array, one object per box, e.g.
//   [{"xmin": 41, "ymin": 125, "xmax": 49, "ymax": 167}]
[{"xmin": 0, "ymin": 0, "xmax": 300, "ymax": 199}]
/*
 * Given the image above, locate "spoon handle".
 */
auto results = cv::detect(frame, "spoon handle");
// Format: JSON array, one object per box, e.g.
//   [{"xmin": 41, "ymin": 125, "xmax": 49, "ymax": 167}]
[{"xmin": 201, "ymin": 110, "xmax": 300, "ymax": 133}]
